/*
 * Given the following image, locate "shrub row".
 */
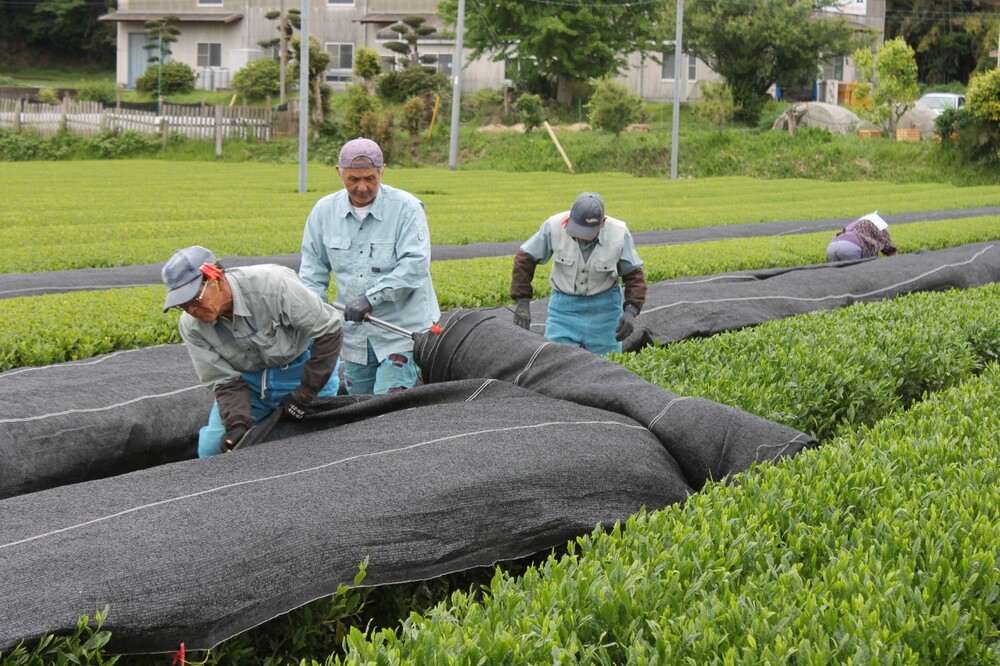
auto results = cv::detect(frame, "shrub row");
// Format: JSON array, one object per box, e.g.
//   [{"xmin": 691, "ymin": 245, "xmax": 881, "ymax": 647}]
[
  {"xmin": 5, "ymin": 161, "xmax": 1000, "ymax": 272},
  {"xmin": 618, "ymin": 282, "xmax": 1000, "ymax": 441},
  {"xmin": 337, "ymin": 287, "xmax": 1000, "ymax": 664},
  {"xmin": 4, "ymin": 220, "xmax": 1000, "ymax": 372}
]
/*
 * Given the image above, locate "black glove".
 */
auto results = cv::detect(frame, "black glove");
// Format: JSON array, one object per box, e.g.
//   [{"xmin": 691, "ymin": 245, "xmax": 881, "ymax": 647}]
[
  {"xmin": 223, "ymin": 424, "xmax": 249, "ymax": 452},
  {"xmin": 615, "ymin": 305, "xmax": 639, "ymax": 342},
  {"xmin": 344, "ymin": 295, "xmax": 373, "ymax": 322},
  {"xmin": 513, "ymin": 298, "xmax": 531, "ymax": 330},
  {"xmin": 280, "ymin": 390, "xmax": 310, "ymax": 420}
]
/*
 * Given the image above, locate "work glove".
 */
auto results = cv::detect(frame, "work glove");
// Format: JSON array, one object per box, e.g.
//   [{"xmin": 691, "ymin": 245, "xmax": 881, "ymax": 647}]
[
  {"xmin": 280, "ymin": 390, "xmax": 311, "ymax": 421},
  {"xmin": 344, "ymin": 295, "xmax": 373, "ymax": 322},
  {"xmin": 223, "ymin": 424, "xmax": 249, "ymax": 452},
  {"xmin": 513, "ymin": 298, "xmax": 531, "ymax": 330},
  {"xmin": 615, "ymin": 305, "xmax": 639, "ymax": 342}
]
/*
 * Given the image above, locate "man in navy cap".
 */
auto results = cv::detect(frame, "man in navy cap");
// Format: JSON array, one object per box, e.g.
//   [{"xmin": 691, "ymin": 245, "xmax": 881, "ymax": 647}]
[
  {"xmin": 510, "ymin": 192, "xmax": 647, "ymax": 355},
  {"xmin": 162, "ymin": 246, "xmax": 343, "ymax": 456},
  {"xmin": 299, "ymin": 137, "xmax": 440, "ymax": 394}
]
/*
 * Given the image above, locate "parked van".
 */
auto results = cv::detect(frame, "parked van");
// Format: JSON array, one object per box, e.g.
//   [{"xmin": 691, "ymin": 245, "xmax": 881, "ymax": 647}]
[{"xmin": 916, "ymin": 92, "xmax": 966, "ymax": 116}]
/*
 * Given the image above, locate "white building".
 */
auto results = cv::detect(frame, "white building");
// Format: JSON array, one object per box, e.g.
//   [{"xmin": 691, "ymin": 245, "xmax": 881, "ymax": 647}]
[{"xmin": 99, "ymin": 0, "xmax": 884, "ymax": 103}]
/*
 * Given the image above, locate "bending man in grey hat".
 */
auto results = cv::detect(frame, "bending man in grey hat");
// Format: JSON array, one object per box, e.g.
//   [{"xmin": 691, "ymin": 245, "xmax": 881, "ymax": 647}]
[
  {"xmin": 300, "ymin": 137, "xmax": 440, "ymax": 394},
  {"xmin": 510, "ymin": 192, "xmax": 647, "ymax": 355},
  {"xmin": 162, "ymin": 246, "xmax": 343, "ymax": 457}
]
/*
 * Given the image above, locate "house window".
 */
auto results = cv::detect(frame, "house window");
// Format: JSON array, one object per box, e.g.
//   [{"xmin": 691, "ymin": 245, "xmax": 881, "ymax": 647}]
[
  {"xmin": 822, "ymin": 55, "xmax": 844, "ymax": 81},
  {"xmin": 327, "ymin": 0, "xmax": 353, "ymax": 5},
  {"xmin": 198, "ymin": 0, "xmax": 223, "ymax": 5},
  {"xmin": 325, "ymin": 42, "xmax": 354, "ymax": 82},
  {"xmin": 660, "ymin": 50, "xmax": 696, "ymax": 81},
  {"xmin": 198, "ymin": 43, "xmax": 222, "ymax": 67},
  {"xmin": 436, "ymin": 53, "xmax": 453, "ymax": 76}
]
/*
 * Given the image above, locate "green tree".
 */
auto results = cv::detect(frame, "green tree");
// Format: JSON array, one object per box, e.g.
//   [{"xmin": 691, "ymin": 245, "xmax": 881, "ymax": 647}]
[
  {"xmin": 884, "ymin": 0, "xmax": 992, "ymax": 85},
  {"xmin": 257, "ymin": 4, "xmax": 300, "ymax": 104},
  {"xmin": 438, "ymin": 0, "xmax": 662, "ymax": 106},
  {"xmin": 354, "ymin": 46, "xmax": 383, "ymax": 94},
  {"xmin": 956, "ymin": 68, "xmax": 1000, "ymax": 163},
  {"xmin": 681, "ymin": 0, "xmax": 859, "ymax": 125},
  {"xmin": 384, "ymin": 15, "xmax": 439, "ymax": 70},
  {"xmin": 0, "ymin": 0, "xmax": 116, "ymax": 65},
  {"xmin": 143, "ymin": 15, "xmax": 182, "ymax": 114},
  {"xmin": 587, "ymin": 80, "xmax": 643, "ymax": 136},
  {"xmin": 232, "ymin": 58, "xmax": 282, "ymax": 101},
  {"xmin": 514, "ymin": 93, "xmax": 544, "ymax": 133},
  {"xmin": 967, "ymin": 67, "xmax": 1000, "ymax": 123},
  {"xmin": 290, "ymin": 36, "xmax": 332, "ymax": 126},
  {"xmin": 851, "ymin": 37, "xmax": 920, "ymax": 134},
  {"xmin": 692, "ymin": 81, "xmax": 740, "ymax": 133}
]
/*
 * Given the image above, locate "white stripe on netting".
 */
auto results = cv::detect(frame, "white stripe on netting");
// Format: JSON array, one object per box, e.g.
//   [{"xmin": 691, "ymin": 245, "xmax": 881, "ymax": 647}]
[
  {"xmin": 0, "ymin": 283, "xmax": 154, "ymax": 297},
  {"xmin": 755, "ymin": 433, "xmax": 815, "ymax": 461},
  {"xmin": 0, "ymin": 385, "xmax": 203, "ymax": 424},
  {"xmin": 514, "ymin": 341, "xmax": 555, "ymax": 386},
  {"xmin": 466, "ymin": 378, "xmax": 498, "ymax": 401},
  {"xmin": 642, "ymin": 245, "xmax": 995, "ymax": 315},
  {"xmin": 0, "ymin": 345, "xmax": 173, "ymax": 379},
  {"xmin": 647, "ymin": 396, "xmax": 692, "ymax": 430},
  {"xmin": 0, "ymin": 419, "xmax": 647, "ymax": 551}
]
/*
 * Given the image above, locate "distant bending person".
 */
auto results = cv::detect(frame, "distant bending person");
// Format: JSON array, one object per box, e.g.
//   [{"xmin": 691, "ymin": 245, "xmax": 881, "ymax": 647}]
[
  {"xmin": 510, "ymin": 191, "xmax": 647, "ymax": 355},
  {"xmin": 827, "ymin": 211, "xmax": 897, "ymax": 262}
]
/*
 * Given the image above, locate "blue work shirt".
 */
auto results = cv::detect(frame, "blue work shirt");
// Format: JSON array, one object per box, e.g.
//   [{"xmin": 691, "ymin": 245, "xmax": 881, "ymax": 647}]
[{"xmin": 300, "ymin": 183, "xmax": 441, "ymax": 365}]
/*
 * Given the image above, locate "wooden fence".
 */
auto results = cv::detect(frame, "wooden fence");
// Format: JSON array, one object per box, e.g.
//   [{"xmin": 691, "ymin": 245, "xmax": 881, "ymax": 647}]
[{"xmin": 0, "ymin": 98, "xmax": 298, "ymax": 144}]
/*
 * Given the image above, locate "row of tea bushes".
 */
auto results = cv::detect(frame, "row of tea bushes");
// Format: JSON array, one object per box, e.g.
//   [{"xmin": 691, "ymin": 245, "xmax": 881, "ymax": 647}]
[
  {"xmin": 0, "ymin": 287, "xmax": 180, "ymax": 371},
  {"xmin": 337, "ymin": 297, "xmax": 1000, "ymax": 664},
  {"xmin": 6, "ymin": 161, "xmax": 1000, "ymax": 272},
  {"xmin": 5, "ymin": 219, "xmax": 1000, "ymax": 372},
  {"xmin": 619, "ymin": 283, "xmax": 1000, "ymax": 441}
]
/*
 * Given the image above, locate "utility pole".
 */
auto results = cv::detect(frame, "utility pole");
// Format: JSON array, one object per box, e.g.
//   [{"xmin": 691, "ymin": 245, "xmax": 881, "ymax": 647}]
[
  {"xmin": 448, "ymin": 0, "xmax": 465, "ymax": 170},
  {"xmin": 298, "ymin": 0, "xmax": 309, "ymax": 193},
  {"xmin": 670, "ymin": 0, "xmax": 683, "ymax": 180},
  {"xmin": 279, "ymin": 0, "xmax": 287, "ymax": 105}
]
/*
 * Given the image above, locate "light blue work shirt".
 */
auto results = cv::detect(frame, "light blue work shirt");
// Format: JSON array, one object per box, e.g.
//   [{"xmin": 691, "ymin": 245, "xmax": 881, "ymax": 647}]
[
  {"xmin": 300, "ymin": 183, "xmax": 441, "ymax": 365},
  {"xmin": 521, "ymin": 213, "xmax": 644, "ymax": 277}
]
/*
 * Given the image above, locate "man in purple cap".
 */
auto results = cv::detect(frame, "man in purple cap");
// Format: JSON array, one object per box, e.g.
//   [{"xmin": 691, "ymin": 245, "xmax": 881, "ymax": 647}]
[
  {"xmin": 509, "ymin": 192, "xmax": 647, "ymax": 355},
  {"xmin": 299, "ymin": 137, "xmax": 440, "ymax": 394}
]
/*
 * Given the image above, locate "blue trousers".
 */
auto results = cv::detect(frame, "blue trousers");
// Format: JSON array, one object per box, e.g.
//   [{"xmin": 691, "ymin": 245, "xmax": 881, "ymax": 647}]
[
  {"xmin": 545, "ymin": 286, "xmax": 623, "ymax": 356},
  {"xmin": 198, "ymin": 350, "xmax": 340, "ymax": 458},
  {"xmin": 343, "ymin": 340, "xmax": 418, "ymax": 395}
]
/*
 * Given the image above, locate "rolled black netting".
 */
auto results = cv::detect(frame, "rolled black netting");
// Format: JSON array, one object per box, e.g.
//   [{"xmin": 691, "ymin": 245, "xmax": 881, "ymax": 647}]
[
  {"xmin": 498, "ymin": 241, "xmax": 1000, "ymax": 352},
  {"xmin": 0, "ymin": 379, "xmax": 692, "ymax": 653},
  {"xmin": 0, "ymin": 345, "xmax": 209, "ymax": 499},
  {"xmin": 414, "ymin": 309, "xmax": 815, "ymax": 490}
]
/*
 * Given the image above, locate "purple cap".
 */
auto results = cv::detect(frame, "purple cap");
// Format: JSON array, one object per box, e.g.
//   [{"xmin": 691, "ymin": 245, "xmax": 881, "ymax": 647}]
[
  {"xmin": 338, "ymin": 137, "xmax": 384, "ymax": 169},
  {"xmin": 566, "ymin": 192, "xmax": 606, "ymax": 241},
  {"xmin": 162, "ymin": 245, "xmax": 215, "ymax": 312}
]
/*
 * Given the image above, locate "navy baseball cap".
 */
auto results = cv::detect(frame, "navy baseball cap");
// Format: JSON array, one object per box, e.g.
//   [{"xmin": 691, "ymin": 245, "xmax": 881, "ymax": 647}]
[
  {"xmin": 162, "ymin": 245, "xmax": 216, "ymax": 312},
  {"xmin": 566, "ymin": 192, "xmax": 606, "ymax": 241}
]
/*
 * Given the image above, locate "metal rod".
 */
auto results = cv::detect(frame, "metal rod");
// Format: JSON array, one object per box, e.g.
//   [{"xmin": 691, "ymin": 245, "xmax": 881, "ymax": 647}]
[{"xmin": 331, "ymin": 302, "xmax": 414, "ymax": 339}]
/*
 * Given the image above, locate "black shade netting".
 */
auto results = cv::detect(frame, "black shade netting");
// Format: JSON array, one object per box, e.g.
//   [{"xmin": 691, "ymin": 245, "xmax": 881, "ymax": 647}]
[
  {"xmin": 0, "ymin": 345, "xmax": 210, "ymax": 499},
  {"xmin": 497, "ymin": 241, "xmax": 1000, "ymax": 352},
  {"xmin": 0, "ymin": 379, "xmax": 692, "ymax": 654},
  {"xmin": 414, "ymin": 309, "xmax": 816, "ymax": 491}
]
